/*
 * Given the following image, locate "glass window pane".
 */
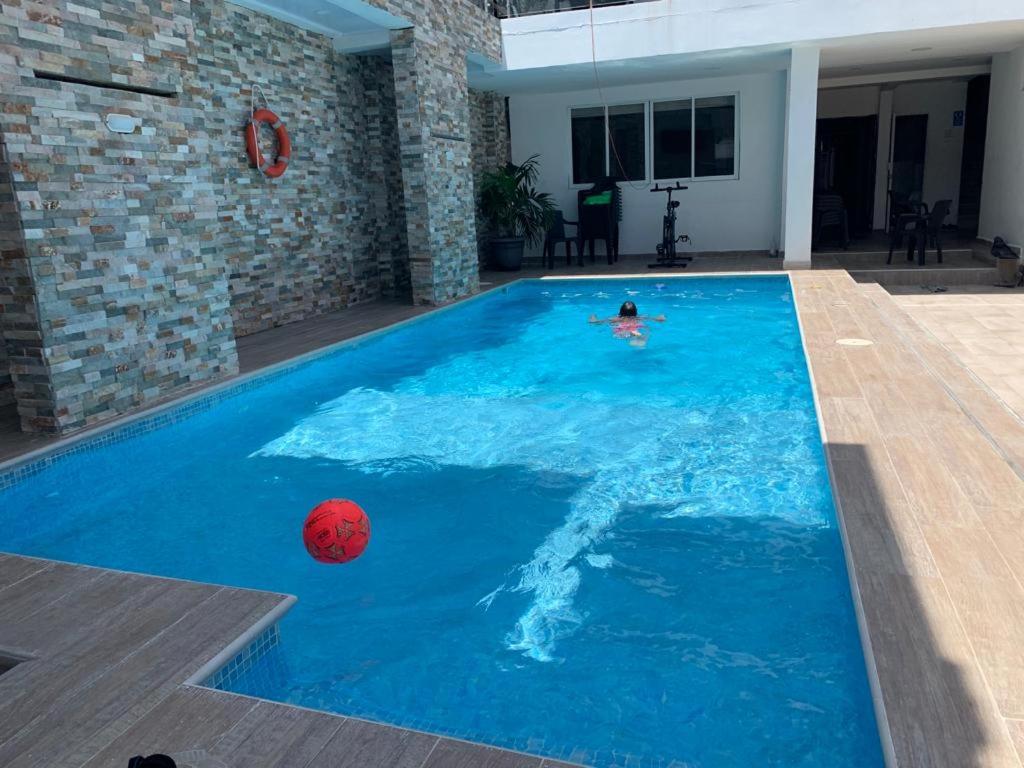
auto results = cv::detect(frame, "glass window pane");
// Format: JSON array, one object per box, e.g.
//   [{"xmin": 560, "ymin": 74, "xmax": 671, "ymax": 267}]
[
  {"xmin": 571, "ymin": 107, "xmax": 606, "ymax": 185},
  {"xmin": 653, "ymin": 99, "xmax": 692, "ymax": 180},
  {"xmin": 694, "ymin": 95, "xmax": 736, "ymax": 177},
  {"xmin": 607, "ymin": 103, "xmax": 645, "ymax": 182}
]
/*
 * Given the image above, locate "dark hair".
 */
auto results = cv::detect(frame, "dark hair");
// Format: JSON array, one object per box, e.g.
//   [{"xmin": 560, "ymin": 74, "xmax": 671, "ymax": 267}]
[{"xmin": 618, "ymin": 301, "xmax": 638, "ymax": 317}]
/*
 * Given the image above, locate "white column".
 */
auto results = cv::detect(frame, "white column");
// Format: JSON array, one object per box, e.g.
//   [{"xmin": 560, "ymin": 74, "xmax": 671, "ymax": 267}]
[
  {"xmin": 873, "ymin": 88, "xmax": 894, "ymax": 231},
  {"xmin": 781, "ymin": 46, "xmax": 820, "ymax": 269}
]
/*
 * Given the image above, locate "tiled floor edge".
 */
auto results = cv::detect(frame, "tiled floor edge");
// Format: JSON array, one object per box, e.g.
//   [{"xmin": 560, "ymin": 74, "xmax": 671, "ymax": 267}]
[
  {"xmin": 788, "ymin": 272, "xmax": 899, "ymax": 768},
  {"xmin": 185, "ymin": 594, "xmax": 297, "ymax": 686},
  {"xmin": 0, "ymin": 549, "xmax": 295, "ymax": 601},
  {"xmin": 178, "ymin": 679, "xmax": 590, "ymax": 768},
  {"xmin": 534, "ymin": 270, "xmax": 785, "ymax": 281}
]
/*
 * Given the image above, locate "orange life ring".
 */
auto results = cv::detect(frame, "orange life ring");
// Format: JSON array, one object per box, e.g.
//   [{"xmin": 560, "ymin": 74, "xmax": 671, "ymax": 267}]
[{"xmin": 245, "ymin": 108, "xmax": 291, "ymax": 178}]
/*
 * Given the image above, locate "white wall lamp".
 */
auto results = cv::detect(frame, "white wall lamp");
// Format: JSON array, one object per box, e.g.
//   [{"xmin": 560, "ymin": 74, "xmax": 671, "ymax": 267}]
[{"xmin": 104, "ymin": 114, "xmax": 140, "ymax": 134}]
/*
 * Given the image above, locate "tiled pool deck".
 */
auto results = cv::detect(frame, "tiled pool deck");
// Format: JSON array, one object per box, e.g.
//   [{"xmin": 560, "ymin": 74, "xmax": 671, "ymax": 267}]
[
  {"xmin": 0, "ymin": 555, "xmax": 568, "ymax": 768},
  {"xmin": 2, "ymin": 264, "xmax": 1023, "ymax": 767}
]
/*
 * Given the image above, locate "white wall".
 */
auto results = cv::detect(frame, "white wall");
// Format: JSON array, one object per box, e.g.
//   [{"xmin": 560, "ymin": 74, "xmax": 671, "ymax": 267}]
[
  {"xmin": 979, "ymin": 46, "xmax": 1024, "ymax": 249},
  {"xmin": 508, "ymin": 71, "xmax": 786, "ymax": 256},
  {"xmin": 893, "ymin": 80, "xmax": 968, "ymax": 223}
]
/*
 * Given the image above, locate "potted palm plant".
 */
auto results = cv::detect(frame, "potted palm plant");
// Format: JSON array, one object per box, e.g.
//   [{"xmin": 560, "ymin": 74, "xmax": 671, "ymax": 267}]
[{"xmin": 480, "ymin": 155, "xmax": 556, "ymax": 271}]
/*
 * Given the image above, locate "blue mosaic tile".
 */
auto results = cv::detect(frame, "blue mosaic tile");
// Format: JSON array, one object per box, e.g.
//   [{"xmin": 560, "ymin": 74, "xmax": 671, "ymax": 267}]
[{"xmin": 203, "ymin": 624, "xmax": 282, "ymax": 691}]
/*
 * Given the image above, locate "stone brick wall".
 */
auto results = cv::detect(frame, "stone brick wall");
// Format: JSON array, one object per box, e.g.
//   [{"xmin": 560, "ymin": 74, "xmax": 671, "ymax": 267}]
[
  {"xmin": 0, "ymin": 135, "xmax": 37, "ymax": 411},
  {"xmin": 0, "ymin": 0, "xmax": 501, "ymax": 433},
  {"xmin": 333, "ymin": 54, "xmax": 409, "ymax": 304},
  {"xmin": 469, "ymin": 89, "xmax": 510, "ymax": 264},
  {"xmin": 358, "ymin": 59, "xmax": 409, "ymax": 299},
  {"xmin": 192, "ymin": 0, "xmax": 408, "ymax": 337},
  {"xmin": 0, "ymin": 0, "xmax": 238, "ymax": 433}
]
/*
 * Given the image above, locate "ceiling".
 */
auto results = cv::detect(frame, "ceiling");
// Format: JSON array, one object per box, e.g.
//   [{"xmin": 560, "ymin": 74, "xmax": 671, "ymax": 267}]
[
  {"xmin": 475, "ymin": 20, "xmax": 1024, "ymax": 94},
  {"xmin": 818, "ymin": 21, "xmax": 1024, "ymax": 79},
  {"xmin": 229, "ymin": 0, "xmax": 409, "ymax": 51}
]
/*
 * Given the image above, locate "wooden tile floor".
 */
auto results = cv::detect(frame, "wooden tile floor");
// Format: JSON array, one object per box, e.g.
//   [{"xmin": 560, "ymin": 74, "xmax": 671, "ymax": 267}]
[{"xmin": 0, "ymin": 555, "xmax": 575, "ymax": 768}]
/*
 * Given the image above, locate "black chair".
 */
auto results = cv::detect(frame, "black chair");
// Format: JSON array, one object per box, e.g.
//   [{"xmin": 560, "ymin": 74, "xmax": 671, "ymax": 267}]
[
  {"xmin": 907, "ymin": 199, "xmax": 952, "ymax": 265},
  {"xmin": 543, "ymin": 211, "xmax": 580, "ymax": 269},
  {"xmin": 812, "ymin": 193, "xmax": 849, "ymax": 250},
  {"xmin": 577, "ymin": 177, "xmax": 621, "ymax": 266},
  {"xmin": 887, "ymin": 190, "xmax": 927, "ymax": 264}
]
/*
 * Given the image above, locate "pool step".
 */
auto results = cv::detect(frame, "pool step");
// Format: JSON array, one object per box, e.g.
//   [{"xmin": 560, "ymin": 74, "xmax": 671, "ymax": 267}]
[{"xmin": 849, "ymin": 266, "xmax": 999, "ymax": 287}]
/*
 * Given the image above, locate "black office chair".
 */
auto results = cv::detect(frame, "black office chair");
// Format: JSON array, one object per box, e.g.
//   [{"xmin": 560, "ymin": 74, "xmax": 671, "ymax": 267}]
[{"xmin": 543, "ymin": 211, "xmax": 580, "ymax": 269}]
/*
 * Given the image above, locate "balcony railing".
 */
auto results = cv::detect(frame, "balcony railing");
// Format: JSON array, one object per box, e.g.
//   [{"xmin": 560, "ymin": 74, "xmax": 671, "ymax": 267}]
[{"xmin": 491, "ymin": 0, "xmax": 656, "ymax": 18}]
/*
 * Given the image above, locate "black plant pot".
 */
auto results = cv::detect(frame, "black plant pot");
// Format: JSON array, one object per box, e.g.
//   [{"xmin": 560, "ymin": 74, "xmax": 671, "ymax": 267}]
[{"xmin": 491, "ymin": 238, "xmax": 525, "ymax": 271}]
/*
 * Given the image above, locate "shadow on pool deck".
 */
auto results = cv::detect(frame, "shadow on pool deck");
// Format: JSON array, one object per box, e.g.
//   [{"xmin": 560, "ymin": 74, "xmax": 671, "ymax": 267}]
[{"xmin": 826, "ymin": 442, "xmax": 1012, "ymax": 767}]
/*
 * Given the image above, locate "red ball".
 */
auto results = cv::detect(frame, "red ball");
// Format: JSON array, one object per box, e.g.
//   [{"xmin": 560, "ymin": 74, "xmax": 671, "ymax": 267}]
[{"xmin": 302, "ymin": 499, "xmax": 371, "ymax": 564}]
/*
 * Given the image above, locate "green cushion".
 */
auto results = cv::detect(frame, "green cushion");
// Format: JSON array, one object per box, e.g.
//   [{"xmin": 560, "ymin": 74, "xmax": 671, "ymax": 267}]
[{"xmin": 583, "ymin": 190, "xmax": 613, "ymax": 206}]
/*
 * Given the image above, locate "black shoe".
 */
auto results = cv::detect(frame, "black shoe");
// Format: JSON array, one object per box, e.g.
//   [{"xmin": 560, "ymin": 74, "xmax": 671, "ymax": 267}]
[{"xmin": 128, "ymin": 755, "xmax": 177, "ymax": 768}]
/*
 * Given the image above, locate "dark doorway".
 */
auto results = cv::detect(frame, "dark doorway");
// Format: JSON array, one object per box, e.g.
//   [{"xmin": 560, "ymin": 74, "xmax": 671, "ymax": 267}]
[
  {"xmin": 814, "ymin": 115, "xmax": 878, "ymax": 237},
  {"xmin": 891, "ymin": 114, "xmax": 928, "ymax": 202},
  {"xmin": 956, "ymin": 75, "xmax": 990, "ymax": 237}
]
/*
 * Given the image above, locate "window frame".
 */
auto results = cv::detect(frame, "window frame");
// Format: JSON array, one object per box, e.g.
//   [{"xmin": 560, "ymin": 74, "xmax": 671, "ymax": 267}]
[
  {"xmin": 567, "ymin": 101, "xmax": 651, "ymax": 189},
  {"xmin": 650, "ymin": 92, "xmax": 740, "ymax": 184}
]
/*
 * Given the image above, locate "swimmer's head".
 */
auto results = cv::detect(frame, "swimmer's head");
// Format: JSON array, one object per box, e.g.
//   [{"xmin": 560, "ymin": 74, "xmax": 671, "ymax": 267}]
[{"xmin": 619, "ymin": 301, "xmax": 638, "ymax": 317}]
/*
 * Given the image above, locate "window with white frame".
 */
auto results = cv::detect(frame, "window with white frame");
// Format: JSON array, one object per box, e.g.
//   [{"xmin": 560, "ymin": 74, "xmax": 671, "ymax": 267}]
[
  {"xmin": 652, "ymin": 95, "xmax": 737, "ymax": 180},
  {"xmin": 570, "ymin": 103, "xmax": 647, "ymax": 185},
  {"xmin": 607, "ymin": 103, "xmax": 645, "ymax": 182}
]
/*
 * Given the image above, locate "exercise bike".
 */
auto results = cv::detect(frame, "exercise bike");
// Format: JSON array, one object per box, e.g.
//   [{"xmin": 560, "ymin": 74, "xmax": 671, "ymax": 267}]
[{"xmin": 648, "ymin": 182, "xmax": 692, "ymax": 269}]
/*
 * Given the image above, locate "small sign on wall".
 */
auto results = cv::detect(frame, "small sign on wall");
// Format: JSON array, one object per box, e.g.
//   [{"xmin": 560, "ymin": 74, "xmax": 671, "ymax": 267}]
[{"xmin": 953, "ymin": 110, "xmax": 965, "ymax": 127}]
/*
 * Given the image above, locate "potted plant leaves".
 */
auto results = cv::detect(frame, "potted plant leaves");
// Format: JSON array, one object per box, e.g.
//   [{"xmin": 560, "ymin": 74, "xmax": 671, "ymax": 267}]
[{"xmin": 480, "ymin": 155, "xmax": 556, "ymax": 271}]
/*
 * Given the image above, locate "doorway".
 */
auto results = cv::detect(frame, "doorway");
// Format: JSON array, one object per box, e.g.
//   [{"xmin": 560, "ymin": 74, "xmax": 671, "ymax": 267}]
[
  {"xmin": 956, "ymin": 75, "xmax": 990, "ymax": 237},
  {"xmin": 814, "ymin": 115, "xmax": 878, "ymax": 237},
  {"xmin": 891, "ymin": 114, "xmax": 928, "ymax": 202}
]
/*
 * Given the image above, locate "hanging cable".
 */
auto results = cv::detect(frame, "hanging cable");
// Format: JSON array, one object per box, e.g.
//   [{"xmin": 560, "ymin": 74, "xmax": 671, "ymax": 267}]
[
  {"xmin": 250, "ymin": 84, "xmax": 270, "ymax": 183},
  {"xmin": 588, "ymin": 0, "xmax": 648, "ymax": 191}
]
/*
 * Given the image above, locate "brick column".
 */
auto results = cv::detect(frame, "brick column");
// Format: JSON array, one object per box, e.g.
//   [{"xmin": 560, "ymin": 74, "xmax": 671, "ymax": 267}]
[{"xmin": 389, "ymin": 28, "xmax": 481, "ymax": 306}]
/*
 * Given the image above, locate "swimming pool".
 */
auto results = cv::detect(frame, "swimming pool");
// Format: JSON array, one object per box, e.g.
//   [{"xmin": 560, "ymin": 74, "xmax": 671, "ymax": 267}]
[{"xmin": 0, "ymin": 276, "xmax": 882, "ymax": 767}]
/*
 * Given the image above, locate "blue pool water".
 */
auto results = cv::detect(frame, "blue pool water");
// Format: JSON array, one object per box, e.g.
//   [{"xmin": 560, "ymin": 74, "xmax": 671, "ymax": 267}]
[{"xmin": 0, "ymin": 276, "xmax": 882, "ymax": 767}]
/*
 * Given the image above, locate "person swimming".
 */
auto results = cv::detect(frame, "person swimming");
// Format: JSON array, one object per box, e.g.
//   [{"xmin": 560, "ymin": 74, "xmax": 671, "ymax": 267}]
[{"xmin": 588, "ymin": 301, "xmax": 666, "ymax": 347}]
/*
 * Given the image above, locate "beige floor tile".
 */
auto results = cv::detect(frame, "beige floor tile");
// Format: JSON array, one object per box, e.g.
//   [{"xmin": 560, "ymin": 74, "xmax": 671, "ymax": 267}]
[
  {"xmin": 818, "ymin": 396, "xmax": 878, "ymax": 444},
  {"xmin": 881, "ymin": 435, "xmax": 975, "ymax": 512},
  {"xmin": 924, "ymin": 423, "xmax": 1024, "ymax": 509},
  {"xmin": 1007, "ymin": 718, "xmax": 1024, "ymax": 766},
  {"xmin": 917, "ymin": 521, "xmax": 1024, "ymax": 718}
]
